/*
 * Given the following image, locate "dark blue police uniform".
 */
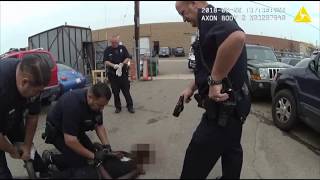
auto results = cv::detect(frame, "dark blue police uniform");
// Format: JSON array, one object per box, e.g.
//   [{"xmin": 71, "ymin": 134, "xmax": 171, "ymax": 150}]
[
  {"xmin": 103, "ymin": 45, "xmax": 133, "ymax": 111},
  {"xmin": 180, "ymin": 5, "xmax": 251, "ymax": 179},
  {"xmin": 45, "ymin": 89, "xmax": 103, "ymax": 169},
  {"xmin": 0, "ymin": 58, "xmax": 48, "ymax": 178}
]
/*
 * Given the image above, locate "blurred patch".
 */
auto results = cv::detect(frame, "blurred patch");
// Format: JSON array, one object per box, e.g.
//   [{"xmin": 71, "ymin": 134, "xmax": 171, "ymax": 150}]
[{"xmin": 130, "ymin": 144, "xmax": 156, "ymax": 165}]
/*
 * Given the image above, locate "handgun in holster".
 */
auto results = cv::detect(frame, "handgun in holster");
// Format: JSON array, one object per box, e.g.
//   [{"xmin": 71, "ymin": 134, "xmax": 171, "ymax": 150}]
[
  {"xmin": 194, "ymin": 78, "xmax": 237, "ymax": 127},
  {"xmin": 173, "ymin": 96, "xmax": 185, "ymax": 117}
]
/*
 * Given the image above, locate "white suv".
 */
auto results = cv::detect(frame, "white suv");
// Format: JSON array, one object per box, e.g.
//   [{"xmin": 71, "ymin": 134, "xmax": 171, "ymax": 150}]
[{"xmin": 188, "ymin": 46, "xmax": 196, "ymax": 70}]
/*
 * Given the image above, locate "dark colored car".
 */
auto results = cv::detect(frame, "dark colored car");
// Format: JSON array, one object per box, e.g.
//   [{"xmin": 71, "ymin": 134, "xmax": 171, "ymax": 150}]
[
  {"xmin": 0, "ymin": 48, "xmax": 60, "ymax": 102},
  {"xmin": 174, "ymin": 47, "xmax": 185, "ymax": 57},
  {"xmin": 246, "ymin": 44, "xmax": 292, "ymax": 97},
  {"xmin": 57, "ymin": 63, "xmax": 86, "ymax": 97},
  {"xmin": 159, "ymin": 47, "xmax": 170, "ymax": 57},
  {"xmin": 271, "ymin": 54, "xmax": 320, "ymax": 132}
]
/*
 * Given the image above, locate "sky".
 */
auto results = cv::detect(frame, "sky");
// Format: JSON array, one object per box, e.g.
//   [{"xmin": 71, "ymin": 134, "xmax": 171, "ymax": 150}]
[{"xmin": 1, "ymin": 1, "xmax": 319, "ymax": 54}]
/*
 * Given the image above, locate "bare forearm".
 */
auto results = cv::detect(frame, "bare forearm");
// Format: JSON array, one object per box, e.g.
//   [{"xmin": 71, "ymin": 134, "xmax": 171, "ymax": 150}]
[
  {"xmin": 0, "ymin": 134, "xmax": 16, "ymax": 154},
  {"xmin": 212, "ymin": 31, "xmax": 245, "ymax": 81},
  {"xmin": 105, "ymin": 61, "xmax": 116, "ymax": 68},
  {"xmin": 122, "ymin": 58, "xmax": 130, "ymax": 65},
  {"xmin": 24, "ymin": 115, "xmax": 38, "ymax": 148},
  {"xmin": 96, "ymin": 126, "xmax": 110, "ymax": 145},
  {"xmin": 189, "ymin": 80, "xmax": 197, "ymax": 92}
]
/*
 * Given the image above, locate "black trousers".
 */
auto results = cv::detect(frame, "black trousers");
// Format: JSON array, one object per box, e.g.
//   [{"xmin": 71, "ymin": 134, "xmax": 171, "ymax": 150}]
[
  {"xmin": 108, "ymin": 74, "xmax": 133, "ymax": 110},
  {"xmin": 0, "ymin": 119, "xmax": 48, "ymax": 179},
  {"xmin": 50, "ymin": 133, "xmax": 95, "ymax": 170},
  {"xmin": 180, "ymin": 112, "xmax": 243, "ymax": 179}
]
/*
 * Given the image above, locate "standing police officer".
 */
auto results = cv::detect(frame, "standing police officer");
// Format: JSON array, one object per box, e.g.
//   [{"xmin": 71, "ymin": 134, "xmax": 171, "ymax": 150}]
[
  {"xmin": 176, "ymin": 1, "xmax": 251, "ymax": 179},
  {"xmin": 104, "ymin": 35, "xmax": 135, "ymax": 114},
  {"xmin": 42, "ymin": 83, "xmax": 113, "ymax": 175},
  {"xmin": 0, "ymin": 54, "xmax": 51, "ymax": 178}
]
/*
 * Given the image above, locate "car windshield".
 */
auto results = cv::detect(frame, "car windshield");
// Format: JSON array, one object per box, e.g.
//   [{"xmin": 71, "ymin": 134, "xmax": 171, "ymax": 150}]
[
  {"xmin": 177, "ymin": 48, "xmax": 183, "ymax": 51},
  {"xmin": 160, "ymin": 47, "xmax": 169, "ymax": 52},
  {"xmin": 58, "ymin": 63, "xmax": 74, "ymax": 71},
  {"xmin": 295, "ymin": 58, "xmax": 311, "ymax": 68},
  {"xmin": 246, "ymin": 46, "xmax": 278, "ymax": 62}
]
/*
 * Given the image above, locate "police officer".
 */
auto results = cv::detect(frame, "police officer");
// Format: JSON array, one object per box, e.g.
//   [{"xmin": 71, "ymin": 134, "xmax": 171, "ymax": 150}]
[
  {"xmin": 176, "ymin": 1, "xmax": 251, "ymax": 179},
  {"xmin": 0, "ymin": 54, "xmax": 52, "ymax": 178},
  {"xmin": 104, "ymin": 35, "xmax": 135, "ymax": 114},
  {"xmin": 42, "ymin": 82, "xmax": 113, "ymax": 175}
]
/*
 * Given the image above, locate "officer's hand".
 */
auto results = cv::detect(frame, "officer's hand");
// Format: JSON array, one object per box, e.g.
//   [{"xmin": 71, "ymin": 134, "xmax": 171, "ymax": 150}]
[
  {"xmin": 209, "ymin": 84, "xmax": 229, "ymax": 102},
  {"xmin": 101, "ymin": 144, "xmax": 112, "ymax": 153},
  {"xmin": 119, "ymin": 63, "xmax": 124, "ymax": 68},
  {"xmin": 116, "ymin": 67, "xmax": 122, "ymax": 77},
  {"xmin": 9, "ymin": 146, "xmax": 21, "ymax": 159},
  {"xmin": 94, "ymin": 150, "xmax": 108, "ymax": 166},
  {"xmin": 113, "ymin": 64, "xmax": 120, "ymax": 70},
  {"xmin": 19, "ymin": 144, "xmax": 31, "ymax": 161},
  {"xmin": 181, "ymin": 87, "xmax": 193, "ymax": 103}
]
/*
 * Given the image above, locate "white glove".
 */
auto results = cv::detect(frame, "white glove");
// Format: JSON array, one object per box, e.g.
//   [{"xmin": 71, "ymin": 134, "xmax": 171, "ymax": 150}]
[
  {"xmin": 113, "ymin": 64, "xmax": 120, "ymax": 70},
  {"xmin": 116, "ymin": 66, "xmax": 122, "ymax": 77},
  {"xmin": 119, "ymin": 63, "xmax": 124, "ymax": 68}
]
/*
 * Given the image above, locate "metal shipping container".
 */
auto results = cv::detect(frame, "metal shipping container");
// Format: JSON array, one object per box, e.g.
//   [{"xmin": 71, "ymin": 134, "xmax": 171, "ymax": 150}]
[{"xmin": 28, "ymin": 25, "xmax": 94, "ymax": 76}]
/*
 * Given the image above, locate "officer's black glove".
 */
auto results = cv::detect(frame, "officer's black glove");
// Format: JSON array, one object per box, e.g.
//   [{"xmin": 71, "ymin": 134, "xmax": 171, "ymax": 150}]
[
  {"xmin": 101, "ymin": 144, "xmax": 112, "ymax": 153},
  {"xmin": 94, "ymin": 150, "xmax": 108, "ymax": 167}
]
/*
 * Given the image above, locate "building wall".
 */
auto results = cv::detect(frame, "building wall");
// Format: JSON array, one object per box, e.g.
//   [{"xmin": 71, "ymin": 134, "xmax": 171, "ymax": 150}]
[
  {"xmin": 92, "ymin": 22, "xmax": 314, "ymax": 56},
  {"xmin": 245, "ymin": 34, "xmax": 301, "ymax": 52},
  {"xmin": 93, "ymin": 22, "xmax": 196, "ymax": 55},
  {"xmin": 299, "ymin": 42, "xmax": 315, "ymax": 56}
]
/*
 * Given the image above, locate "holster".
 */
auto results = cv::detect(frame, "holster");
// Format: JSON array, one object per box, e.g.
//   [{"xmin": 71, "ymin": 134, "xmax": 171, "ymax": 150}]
[
  {"xmin": 234, "ymin": 83, "xmax": 251, "ymax": 124},
  {"xmin": 194, "ymin": 94, "xmax": 237, "ymax": 127}
]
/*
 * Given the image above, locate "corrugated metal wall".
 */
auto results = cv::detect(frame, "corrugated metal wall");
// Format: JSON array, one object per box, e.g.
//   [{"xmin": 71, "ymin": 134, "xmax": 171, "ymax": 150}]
[{"xmin": 28, "ymin": 25, "xmax": 93, "ymax": 75}]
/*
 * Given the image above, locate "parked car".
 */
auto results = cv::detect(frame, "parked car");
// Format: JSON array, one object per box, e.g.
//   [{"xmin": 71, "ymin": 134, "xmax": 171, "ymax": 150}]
[
  {"xmin": 188, "ymin": 46, "xmax": 196, "ymax": 70},
  {"xmin": 280, "ymin": 57, "xmax": 303, "ymax": 66},
  {"xmin": 0, "ymin": 48, "xmax": 60, "ymax": 103},
  {"xmin": 271, "ymin": 54, "xmax": 320, "ymax": 132},
  {"xmin": 159, "ymin": 47, "xmax": 170, "ymax": 57},
  {"xmin": 57, "ymin": 63, "xmax": 86, "ymax": 97},
  {"xmin": 311, "ymin": 50, "xmax": 319, "ymax": 59},
  {"xmin": 246, "ymin": 44, "xmax": 292, "ymax": 97},
  {"xmin": 174, "ymin": 47, "xmax": 185, "ymax": 57}
]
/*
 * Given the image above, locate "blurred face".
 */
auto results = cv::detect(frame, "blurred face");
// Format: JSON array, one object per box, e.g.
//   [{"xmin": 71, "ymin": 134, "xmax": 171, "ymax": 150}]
[
  {"xmin": 111, "ymin": 37, "xmax": 119, "ymax": 48},
  {"xmin": 87, "ymin": 93, "xmax": 109, "ymax": 112},
  {"xmin": 176, "ymin": 2, "xmax": 199, "ymax": 27},
  {"xmin": 16, "ymin": 71, "xmax": 45, "ymax": 98}
]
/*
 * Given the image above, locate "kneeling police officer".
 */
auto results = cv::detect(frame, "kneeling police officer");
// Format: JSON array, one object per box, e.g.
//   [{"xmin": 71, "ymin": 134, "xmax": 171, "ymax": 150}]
[{"xmin": 42, "ymin": 82, "xmax": 113, "ymax": 174}]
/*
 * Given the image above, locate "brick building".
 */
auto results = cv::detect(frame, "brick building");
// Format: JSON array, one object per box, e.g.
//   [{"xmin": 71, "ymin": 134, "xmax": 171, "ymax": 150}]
[{"xmin": 92, "ymin": 22, "xmax": 315, "ymax": 57}]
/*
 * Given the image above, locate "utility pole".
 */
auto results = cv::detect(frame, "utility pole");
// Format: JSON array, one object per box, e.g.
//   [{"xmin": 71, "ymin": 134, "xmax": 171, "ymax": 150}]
[{"xmin": 134, "ymin": 1, "xmax": 140, "ymax": 80}]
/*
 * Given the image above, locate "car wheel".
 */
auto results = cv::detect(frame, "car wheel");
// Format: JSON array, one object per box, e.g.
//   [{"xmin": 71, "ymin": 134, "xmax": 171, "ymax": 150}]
[
  {"xmin": 272, "ymin": 89, "xmax": 298, "ymax": 131},
  {"xmin": 188, "ymin": 60, "xmax": 191, "ymax": 69}
]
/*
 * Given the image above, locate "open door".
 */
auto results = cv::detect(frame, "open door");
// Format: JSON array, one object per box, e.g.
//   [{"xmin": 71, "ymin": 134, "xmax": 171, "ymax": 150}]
[{"xmin": 82, "ymin": 42, "xmax": 94, "ymax": 75}]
